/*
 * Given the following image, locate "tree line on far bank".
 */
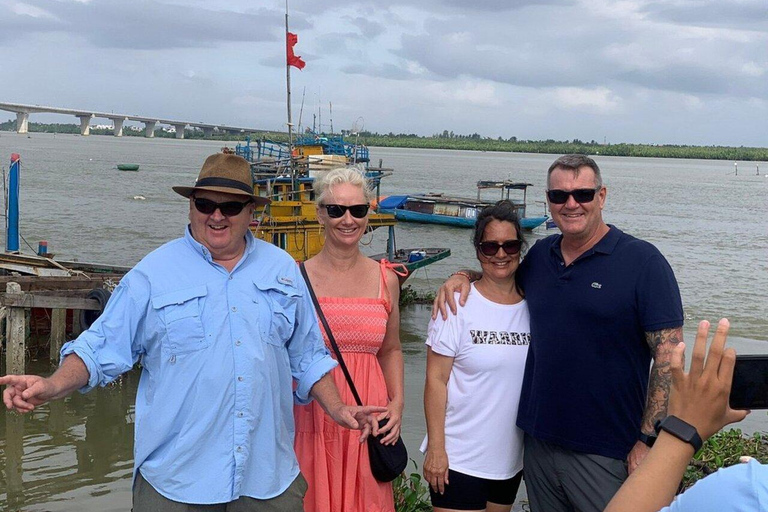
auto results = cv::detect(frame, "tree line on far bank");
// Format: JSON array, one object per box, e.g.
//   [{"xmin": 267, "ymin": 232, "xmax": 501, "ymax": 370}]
[
  {"xmin": 355, "ymin": 131, "xmax": 768, "ymax": 161},
  {"xmin": 2, "ymin": 120, "xmax": 766, "ymax": 162}
]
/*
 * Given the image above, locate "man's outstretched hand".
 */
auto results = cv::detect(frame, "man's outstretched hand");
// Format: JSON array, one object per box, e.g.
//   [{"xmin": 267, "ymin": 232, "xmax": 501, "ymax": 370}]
[
  {"xmin": 1, "ymin": 375, "xmax": 57, "ymax": 413},
  {"xmin": 329, "ymin": 404, "xmax": 388, "ymax": 442}
]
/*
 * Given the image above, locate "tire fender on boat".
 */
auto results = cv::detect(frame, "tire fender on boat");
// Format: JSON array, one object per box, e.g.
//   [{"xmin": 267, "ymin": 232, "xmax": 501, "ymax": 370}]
[{"xmin": 80, "ymin": 287, "xmax": 112, "ymax": 330}]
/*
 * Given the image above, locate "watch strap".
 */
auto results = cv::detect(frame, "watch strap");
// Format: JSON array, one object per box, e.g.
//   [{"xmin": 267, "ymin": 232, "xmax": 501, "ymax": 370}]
[
  {"xmin": 654, "ymin": 416, "xmax": 703, "ymax": 453},
  {"xmin": 639, "ymin": 432, "xmax": 657, "ymax": 448}
]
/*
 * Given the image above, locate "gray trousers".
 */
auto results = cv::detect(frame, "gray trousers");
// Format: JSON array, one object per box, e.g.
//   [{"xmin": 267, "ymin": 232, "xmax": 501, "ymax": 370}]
[
  {"xmin": 523, "ymin": 434, "xmax": 628, "ymax": 512},
  {"xmin": 132, "ymin": 471, "xmax": 308, "ymax": 512}
]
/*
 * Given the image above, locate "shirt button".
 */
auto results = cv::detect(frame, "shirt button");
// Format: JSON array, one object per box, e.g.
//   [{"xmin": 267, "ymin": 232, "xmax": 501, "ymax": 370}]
[
  {"xmin": 229, "ymin": 275, "xmax": 233, "ymax": 280},
  {"xmin": 237, "ymin": 446, "xmax": 242, "ymax": 452},
  {"xmin": 235, "ymin": 340, "xmax": 242, "ymax": 346},
  {"xmin": 238, "ymin": 376, "xmax": 244, "ymax": 382},
  {"xmin": 560, "ymin": 262, "xmax": 564, "ymax": 266},
  {"xmin": 237, "ymin": 411, "xmax": 244, "ymax": 418},
  {"xmin": 231, "ymin": 306, "xmax": 237, "ymax": 312}
]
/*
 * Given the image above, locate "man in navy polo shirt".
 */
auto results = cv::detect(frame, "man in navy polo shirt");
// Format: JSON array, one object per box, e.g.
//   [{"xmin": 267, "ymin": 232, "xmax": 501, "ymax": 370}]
[{"xmin": 434, "ymin": 154, "xmax": 684, "ymax": 512}]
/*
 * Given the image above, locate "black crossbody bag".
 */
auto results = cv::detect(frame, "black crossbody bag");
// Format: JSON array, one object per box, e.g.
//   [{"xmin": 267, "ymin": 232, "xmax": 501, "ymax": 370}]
[{"xmin": 299, "ymin": 262, "xmax": 408, "ymax": 482}]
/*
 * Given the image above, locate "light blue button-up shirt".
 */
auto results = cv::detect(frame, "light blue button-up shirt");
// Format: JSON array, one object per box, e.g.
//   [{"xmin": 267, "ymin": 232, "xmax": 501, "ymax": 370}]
[
  {"xmin": 660, "ymin": 459, "xmax": 767, "ymax": 512},
  {"xmin": 60, "ymin": 228, "xmax": 337, "ymax": 504}
]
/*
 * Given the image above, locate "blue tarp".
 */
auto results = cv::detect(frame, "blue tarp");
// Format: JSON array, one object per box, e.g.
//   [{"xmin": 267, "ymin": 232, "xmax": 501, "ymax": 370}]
[{"xmin": 378, "ymin": 195, "xmax": 409, "ymax": 209}]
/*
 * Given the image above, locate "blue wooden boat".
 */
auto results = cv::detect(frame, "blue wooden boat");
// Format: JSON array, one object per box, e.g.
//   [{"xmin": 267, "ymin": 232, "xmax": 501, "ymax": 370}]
[{"xmin": 378, "ymin": 181, "xmax": 549, "ymax": 231}]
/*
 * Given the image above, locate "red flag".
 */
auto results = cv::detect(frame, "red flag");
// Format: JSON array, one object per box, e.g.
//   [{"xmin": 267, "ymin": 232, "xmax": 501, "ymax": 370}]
[{"xmin": 286, "ymin": 32, "xmax": 306, "ymax": 70}]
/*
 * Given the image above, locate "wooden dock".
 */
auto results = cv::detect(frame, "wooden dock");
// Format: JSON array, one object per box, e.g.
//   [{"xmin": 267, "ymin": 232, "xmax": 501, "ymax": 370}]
[{"xmin": 0, "ymin": 253, "xmax": 130, "ymax": 376}]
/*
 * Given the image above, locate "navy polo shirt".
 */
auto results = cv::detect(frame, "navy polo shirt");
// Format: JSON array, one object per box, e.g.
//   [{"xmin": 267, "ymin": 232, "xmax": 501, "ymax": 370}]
[{"xmin": 516, "ymin": 225, "xmax": 683, "ymax": 460}]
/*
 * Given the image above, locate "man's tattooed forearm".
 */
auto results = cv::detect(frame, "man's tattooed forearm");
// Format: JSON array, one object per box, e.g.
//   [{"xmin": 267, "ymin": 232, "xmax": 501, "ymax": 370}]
[{"xmin": 641, "ymin": 327, "xmax": 684, "ymax": 432}]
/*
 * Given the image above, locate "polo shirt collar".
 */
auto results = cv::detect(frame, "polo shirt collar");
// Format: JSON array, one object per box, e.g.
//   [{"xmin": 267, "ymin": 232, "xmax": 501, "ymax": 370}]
[{"xmin": 550, "ymin": 224, "xmax": 622, "ymax": 261}]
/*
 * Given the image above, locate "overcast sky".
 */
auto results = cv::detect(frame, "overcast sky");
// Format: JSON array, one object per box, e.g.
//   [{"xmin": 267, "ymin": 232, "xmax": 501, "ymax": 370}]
[{"xmin": 1, "ymin": 0, "xmax": 766, "ymax": 146}]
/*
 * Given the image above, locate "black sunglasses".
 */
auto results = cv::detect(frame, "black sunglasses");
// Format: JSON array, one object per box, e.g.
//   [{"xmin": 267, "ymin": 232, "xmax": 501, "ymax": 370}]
[
  {"xmin": 546, "ymin": 188, "xmax": 600, "ymax": 204},
  {"xmin": 477, "ymin": 240, "xmax": 522, "ymax": 257},
  {"xmin": 193, "ymin": 197, "xmax": 252, "ymax": 216},
  {"xmin": 322, "ymin": 204, "xmax": 369, "ymax": 219}
]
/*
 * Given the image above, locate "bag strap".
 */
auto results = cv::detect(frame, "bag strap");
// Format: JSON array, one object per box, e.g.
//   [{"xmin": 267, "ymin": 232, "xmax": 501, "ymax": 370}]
[{"xmin": 300, "ymin": 262, "xmax": 363, "ymax": 407}]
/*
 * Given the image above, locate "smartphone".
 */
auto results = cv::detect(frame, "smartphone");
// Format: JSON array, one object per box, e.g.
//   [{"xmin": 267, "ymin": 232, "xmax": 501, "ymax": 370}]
[{"xmin": 729, "ymin": 355, "xmax": 768, "ymax": 410}]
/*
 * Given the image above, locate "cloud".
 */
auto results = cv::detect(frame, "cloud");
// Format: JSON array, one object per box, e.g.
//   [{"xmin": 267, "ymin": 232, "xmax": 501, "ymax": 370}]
[
  {"xmin": 389, "ymin": 3, "xmax": 766, "ymax": 100},
  {"xmin": 343, "ymin": 16, "xmax": 386, "ymax": 38},
  {"xmin": 0, "ymin": 0, "xmax": 287, "ymax": 49},
  {"xmin": 548, "ymin": 87, "xmax": 621, "ymax": 112},
  {"xmin": 642, "ymin": 0, "xmax": 768, "ymax": 29},
  {"xmin": 424, "ymin": 78, "xmax": 499, "ymax": 107},
  {"xmin": 0, "ymin": 0, "xmax": 764, "ymax": 146}
]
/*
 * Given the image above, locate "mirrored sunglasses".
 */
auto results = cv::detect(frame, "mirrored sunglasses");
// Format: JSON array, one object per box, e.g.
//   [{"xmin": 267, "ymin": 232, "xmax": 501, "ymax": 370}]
[
  {"xmin": 546, "ymin": 188, "xmax": 599, "ymax": 204},
  {"xmin": 477, "ymin": 240, "xmax": 522, "ymax": 256},
  {"xmin": 193, "ymin": 197, "xmax": 252, "ymax": 216},
  {"xmin": 322, "ymin": 204, "xmax": 369, "ymax": 219}
]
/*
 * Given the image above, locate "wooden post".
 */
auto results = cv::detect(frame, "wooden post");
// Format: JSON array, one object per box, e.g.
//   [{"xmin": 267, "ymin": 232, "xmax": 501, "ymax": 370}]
[
  {"xmin": 72, "ymin": 309, "xmax": 82, "ymax": 337},
  {"xmin": 50, "ymin": 308, "xmax": 66, "ymax": 364},
  {"xmin": 0, "ymin": 306, "xmax": 6, "ymax": 374},
  {"xmin": 6, "ymin": 282, "xmax": 26, "ymax": 375}
]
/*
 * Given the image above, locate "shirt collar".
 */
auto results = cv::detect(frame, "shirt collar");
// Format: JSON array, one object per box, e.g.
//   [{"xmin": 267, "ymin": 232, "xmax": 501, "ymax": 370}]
[
  {"xmin": 550, "ymin": 224, "xmax": 622, "ymax": 260},
  {"xmin": 183, "ymin": 225, "xmax": 256, "ymax": 265}
]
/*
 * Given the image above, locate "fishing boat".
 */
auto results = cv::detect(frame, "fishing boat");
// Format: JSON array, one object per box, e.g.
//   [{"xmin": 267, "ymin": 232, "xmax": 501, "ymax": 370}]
[
  {"xmin": 235, "ymin": 133, "xmax": 372, "ymax": 178},
  {"xmin": 117, "ymin": 163, "xmax": 140, "ymax": 171},
  {"xmin": 378, "ymin": 181, "xmax": 549, "ymax": 231}
]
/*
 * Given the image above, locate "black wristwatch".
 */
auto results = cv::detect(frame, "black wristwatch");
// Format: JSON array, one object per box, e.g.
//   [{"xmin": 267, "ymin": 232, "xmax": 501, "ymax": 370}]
[
  {"xmin": 654, "ymin": 416, "xmax": 703, "ymax": 453},
  {"xmin": 638, "ymin": 432, "xmax": 657, "ymax": 448}
]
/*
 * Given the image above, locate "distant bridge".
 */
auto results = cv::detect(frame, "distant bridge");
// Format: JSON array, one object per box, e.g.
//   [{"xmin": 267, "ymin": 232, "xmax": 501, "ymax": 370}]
[{"xmin": 0, "ymin": 102, "xmax": 260, "ymax": 139}]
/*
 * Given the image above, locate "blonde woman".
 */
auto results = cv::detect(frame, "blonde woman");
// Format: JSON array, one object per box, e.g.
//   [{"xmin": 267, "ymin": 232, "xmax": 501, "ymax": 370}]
[{"xmin": 294, "ymin": 168, "xmax": 405, "ymax": 512}]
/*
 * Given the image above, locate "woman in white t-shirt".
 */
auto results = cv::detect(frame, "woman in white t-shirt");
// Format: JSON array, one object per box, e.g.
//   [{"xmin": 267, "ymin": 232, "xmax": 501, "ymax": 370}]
[{"xmin": 422, "ymin": 200, "xmax": 530, "ymax": 512}]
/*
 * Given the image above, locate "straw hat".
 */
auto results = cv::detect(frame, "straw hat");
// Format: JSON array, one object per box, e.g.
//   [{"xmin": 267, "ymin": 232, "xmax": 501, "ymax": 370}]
[{"xmin": 173, "ymin": 153, "xmax": 270, "ymax": 205}]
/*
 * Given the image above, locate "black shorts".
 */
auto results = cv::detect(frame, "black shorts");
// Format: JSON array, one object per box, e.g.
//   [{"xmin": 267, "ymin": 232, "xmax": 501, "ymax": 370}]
[{"xmin": 429, "ymin": 469, "xmax": 523, "ymax": 510}]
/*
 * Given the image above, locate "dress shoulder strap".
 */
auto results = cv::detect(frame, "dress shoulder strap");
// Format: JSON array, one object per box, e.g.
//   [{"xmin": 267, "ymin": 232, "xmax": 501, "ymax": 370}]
[{"xmin": 378, "ymin": 259, "xmax": 408, "ymax": 313}]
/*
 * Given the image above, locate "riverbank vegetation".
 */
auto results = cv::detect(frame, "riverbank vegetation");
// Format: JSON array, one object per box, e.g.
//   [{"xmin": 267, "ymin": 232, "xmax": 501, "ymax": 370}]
[
  {"xmin": 399, "ymin": 286, "xmax": 436, "ymax": 307},
  {"xmin": 683, "ymin": 428, "xmax": 767, "ymax": 490},
  {"xmin": 357, "ymin": 132, "xmax": 768, "ymax": 161},
  {"xmin": 4, "ymin": 121, "xmax": 767, "ymax": 161}
]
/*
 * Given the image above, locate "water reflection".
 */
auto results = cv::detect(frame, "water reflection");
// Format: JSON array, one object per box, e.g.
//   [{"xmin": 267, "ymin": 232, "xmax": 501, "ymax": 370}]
[{"xmin": 0, "ymin": 361, "xmax": 137, "ymax": 511}]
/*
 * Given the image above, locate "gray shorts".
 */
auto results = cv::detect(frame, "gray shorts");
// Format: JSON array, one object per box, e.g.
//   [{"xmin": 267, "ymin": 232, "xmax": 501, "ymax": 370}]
[
  {"xmin": 132, "ymin": 471, "xmax": 308, "ymax": 512},
  {"xmin": 523, "ymin": 434, "xmax": 628, "ymax": 512}
]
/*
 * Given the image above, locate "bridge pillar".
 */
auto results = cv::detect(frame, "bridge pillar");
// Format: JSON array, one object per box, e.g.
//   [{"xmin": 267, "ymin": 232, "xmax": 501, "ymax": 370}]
[
  {"xmin": 76, "ymin": 115, "xmax": 93, "ymax": 136},
  {"xmin": 203, "ymin": 127, "xmax": 214, "ymax": 137},
  {"xmin": 111, "ymin": 117, "xmax": 126, "ymax": 137},
  {"xmin": 15, "ymin": 112, "xmax": 29, "ymax": 134},
  {"xmin": 144, "ymin": 121, "xmax": 156, "ymax": 138},
  {"xmin": 174, "ymin": 124, "xmax": 186, "ymax": 139}
]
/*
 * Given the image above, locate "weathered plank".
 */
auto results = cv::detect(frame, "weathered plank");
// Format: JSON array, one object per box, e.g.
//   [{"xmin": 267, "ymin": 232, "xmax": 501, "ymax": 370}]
[
  {"xmin": 0, "ymin": 274, "xmax": 124, "ymax": 292},
  {"xmin": 0, "ymin": 294, "xmax": 100, "ymax": 310}
]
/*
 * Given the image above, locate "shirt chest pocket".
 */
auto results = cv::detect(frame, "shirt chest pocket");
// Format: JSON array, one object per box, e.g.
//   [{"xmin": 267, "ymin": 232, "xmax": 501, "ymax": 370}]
[
  {"xmin": 253, "ymin": 279, "xmax": 301, "ymax": 346},
  {"xmin": 152, "ymin": 285, "xmax": 209, "ymax": 355}
]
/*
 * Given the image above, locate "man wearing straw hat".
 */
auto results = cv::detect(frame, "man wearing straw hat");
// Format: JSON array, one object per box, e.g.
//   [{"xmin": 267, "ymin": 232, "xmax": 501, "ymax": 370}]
[{"xmin": 0, "ymin": 153, "xmax": 384, "ymax": 511}]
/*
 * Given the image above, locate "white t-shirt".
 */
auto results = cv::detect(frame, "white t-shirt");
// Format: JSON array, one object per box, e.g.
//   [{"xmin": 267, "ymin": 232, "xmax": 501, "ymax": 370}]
[{"xmin": 420, "ymin": 284, "xmax": 530, "ymax": 479}]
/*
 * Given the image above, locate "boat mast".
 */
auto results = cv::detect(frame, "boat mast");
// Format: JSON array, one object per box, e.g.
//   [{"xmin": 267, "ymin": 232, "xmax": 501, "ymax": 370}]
[{"xmin": 285, "ymin": 0, "xmax": 296, "ymax": 191}]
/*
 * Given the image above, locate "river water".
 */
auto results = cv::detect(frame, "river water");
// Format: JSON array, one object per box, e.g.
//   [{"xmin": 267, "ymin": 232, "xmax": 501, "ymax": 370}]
[{"xmin": 0, "ymin": 132, "xmax": 766, "ymax": 511}]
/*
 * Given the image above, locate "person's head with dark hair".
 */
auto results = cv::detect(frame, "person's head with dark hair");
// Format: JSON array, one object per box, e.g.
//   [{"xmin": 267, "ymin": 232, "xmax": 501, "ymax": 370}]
[{"xmin": 473, "ymin": 200, "xmax": 525, "ymax": 296}]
